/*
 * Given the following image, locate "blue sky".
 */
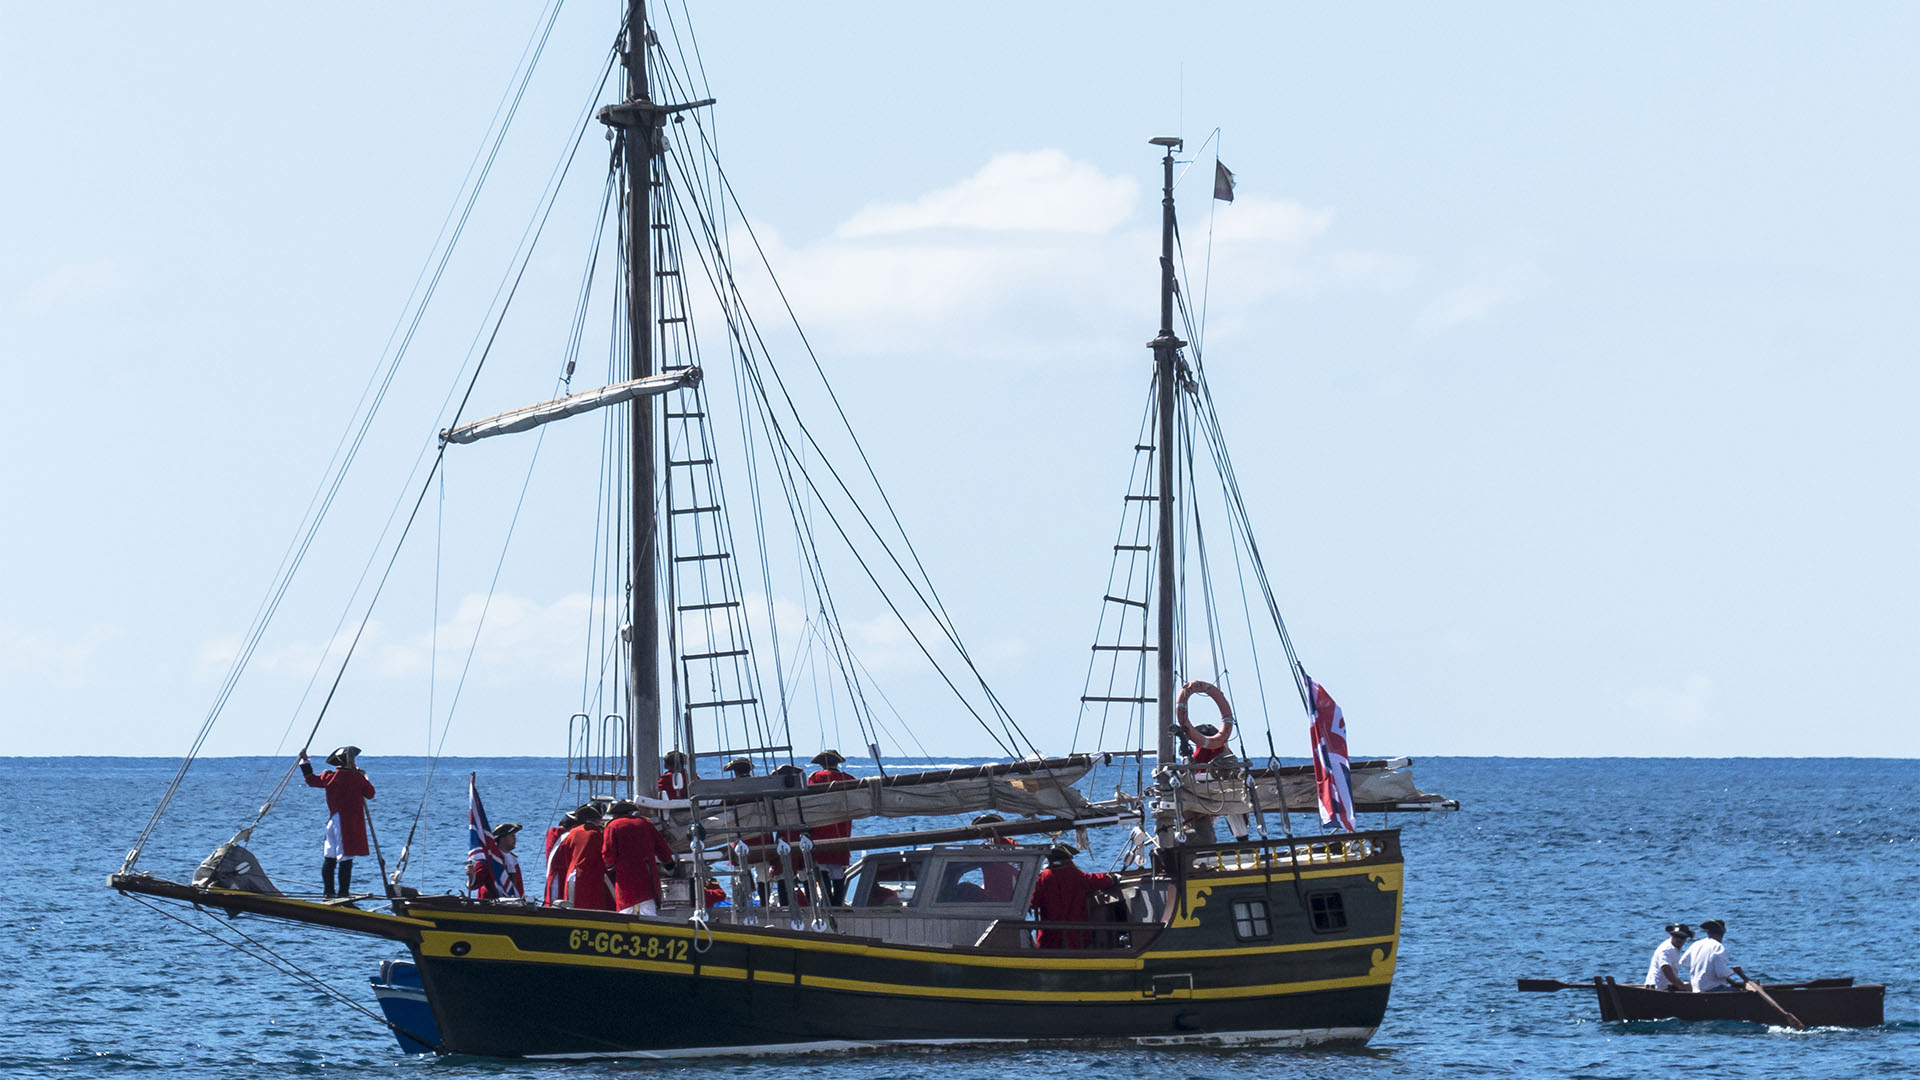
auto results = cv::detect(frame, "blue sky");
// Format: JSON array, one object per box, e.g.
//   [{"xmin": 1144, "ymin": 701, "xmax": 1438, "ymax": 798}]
[{"xmin": 3, "ymin": 2, "xmax": 1915, "ymax": 759}]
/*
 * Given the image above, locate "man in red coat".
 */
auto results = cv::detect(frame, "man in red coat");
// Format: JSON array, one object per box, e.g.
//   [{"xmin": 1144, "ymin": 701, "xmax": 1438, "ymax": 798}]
[
  {"xmin": 552, "ymin": 804, "xmax": 613, "ymax": 910},
  {"xmin": 805, "ymin": 750, "xmax": 856, "ymax": 904},
  {"xmin": 468, "ymin": 822, "xmax": 525, "ymax": 900},
  {"xmin": 601, "ymin": 800, "xmax": 675, "ymax": 915},
  {"xmin": 542, "ymin": 809, "xmax": 579, "ymax": 905},
  {"xmin": 1029, "ymin": 844, "xmax": 1116, "ymax": 949},
  {"xmin": 657, "ymin": 750, "xmax": 690, "ymax": 800},
  {"xmin": 972, "ymin": 813, "xmax": 1023, "ymax": 902},
  {"xmin": 299, "ymin": 746, "xmax": 375, "ymax": 899}
]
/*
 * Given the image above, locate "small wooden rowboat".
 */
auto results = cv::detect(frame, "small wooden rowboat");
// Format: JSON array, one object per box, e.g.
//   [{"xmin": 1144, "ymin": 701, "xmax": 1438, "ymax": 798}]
[{"xmin": 1518, "ymin": 976, "xmax": 1885, "ymax": 1028}]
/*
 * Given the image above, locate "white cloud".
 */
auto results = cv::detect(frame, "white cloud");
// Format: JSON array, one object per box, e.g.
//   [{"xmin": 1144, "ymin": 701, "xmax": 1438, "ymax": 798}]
[
  {"xmin": 0, "ymin": 623, "xmax": 121, "ymax": 686},
  {"xmin": 16, "ymin": 259, "xmax": 119, "ymax": 313},
  {"xmin": 837, "ymin": 150, "xmax": 1135, "ymax": 237},
  {"xmin": 749, "ymin": 150, "xmax": 1400, "ymax": 357}
]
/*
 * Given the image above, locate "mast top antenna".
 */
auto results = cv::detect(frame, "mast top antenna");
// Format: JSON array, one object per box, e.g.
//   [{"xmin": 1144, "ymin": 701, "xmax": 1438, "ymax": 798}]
[{"xmin": 1149, "ymin": 136, "xmax": 1183, "ymax": 149}]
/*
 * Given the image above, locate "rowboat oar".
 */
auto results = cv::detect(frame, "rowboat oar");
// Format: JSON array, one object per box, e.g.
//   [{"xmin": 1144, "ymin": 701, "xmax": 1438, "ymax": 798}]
[
  {"xmin": 1744, "ymin": 980, "xmax": 1807, "ymax": 1031},
  {"xmin": 1518, "ymin": 978, "xmax": 1609, "ymax": 992}
]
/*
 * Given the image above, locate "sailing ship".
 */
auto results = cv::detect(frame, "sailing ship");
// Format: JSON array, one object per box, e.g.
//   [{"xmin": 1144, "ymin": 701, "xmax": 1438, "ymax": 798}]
[{"xmin": 110, "ymin": 1, "xmax": 1454, "ymax": 1057}]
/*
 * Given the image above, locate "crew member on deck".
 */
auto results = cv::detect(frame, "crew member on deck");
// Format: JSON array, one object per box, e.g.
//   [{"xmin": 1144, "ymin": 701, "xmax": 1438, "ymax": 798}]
[
  {"xmin": 806, "ymin": 750, "xmax": 856, "ymax": 905},
  {"xmin": 1029, "ymin": 844, "xmax": 1117, "ymax": 949},
  {"xmin": 602, "ymin": 800, "xmax": 676, "ymax": 915},
  {"xmin": 469, "ymin": 822, "xmax": 525, "ymax": 900},
  {"xmin": 974, "ymin": 813, "xmax": 1021, "ymax": 902},
  {"xmin": 298, "ymin": 746, "xmax": 375, "ymax": 899},
  {"xmin": 657, "ymin": 750, "xmax": 691, "ymax": 800},
  {"xmin": 1681, "ymin": 919, "xmax": 1747, "ymax": 992},
  {"xmin": 543, "ymin": 809, "xmax": 579, "ymax": 904},
  {"xmin": 553, "ymin": 804, "xmax": 613, "ymax": 910},
  {"xmin": 1644, "ymin": 923, "xmax": 1693, "ymax": 991},
  {"xmin": 1182, "ymin": 725, "xmax": 1250, "ymax": 843},
  {"xmin": 721, "ymin": 757, "xmax": 774, "ymax": 905}
]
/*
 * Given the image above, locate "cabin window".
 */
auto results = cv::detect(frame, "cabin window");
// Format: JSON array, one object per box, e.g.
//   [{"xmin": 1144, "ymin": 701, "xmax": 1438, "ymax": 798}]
[
  {"xmin": 866, "ymin": 860, "xmax": 920, "ymax": 906},
  {"xmin": 933, "ymin": 859, "xmax": 1024, "ymax": 904},
  {"xmin": 1308, "ymin": 891, "xmax": 1347, "ymax": 932},
  {"xmin": 1230, "ymin": 899, "xmax": 1271, "ymax": 940}
]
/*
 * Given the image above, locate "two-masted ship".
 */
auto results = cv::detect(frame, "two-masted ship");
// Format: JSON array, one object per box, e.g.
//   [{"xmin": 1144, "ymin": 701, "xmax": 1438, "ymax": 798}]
[{"xmin": 111, "ymin": 1, "xmax": 1451, "ymax": 1057}]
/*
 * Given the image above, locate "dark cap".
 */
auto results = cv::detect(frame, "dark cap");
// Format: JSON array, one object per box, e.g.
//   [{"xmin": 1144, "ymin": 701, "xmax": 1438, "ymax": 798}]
[
  {"xmin": 572, "ymin": 803, "xmax": 603, "ymax": 824},
  {"xmin": 972, "ymin": 813, "xmax": 1005, "ymax": 825},
  {"xmin": 662, "ymin": 750, "xmax": 688, "ymax": 767},
  {"xmin": 773, "ymin": 763, "xmax": 804, "ymax": 777},
  {"xmin": 326, "ymin": 745, "xmax": 363, "ymax": 767},
  {"xmin": 1665, "ymin": 923, "xmax": 1693, "ymax": 938},
  {"xmin": 608, "ymin": 800, "xmax": 639, "ymax": 818},
  {"xmin": 723, "ymin": 757, "xmax": 753, "ymax": 776},
  {"xmin": 811, "ymin": 749, "xmax": 846, "ymax": 766},
  {"xmin": 558, "ymin": 810, "xmax": 580, "ymax": 827},
  {"xmin": 1046, "ymin": 843, "xmax": 1077, "ymax": 864},
  {"xmin": 1700, "ymin": 919, "xmax": 1726, "ymax": 934},
  {"xmin": 1194, "ymin": 724, "xmax": 1219, "ymax": 736},
  {"xmin": 492, "ymin": 822, "xmax": 522, "ymax": 840}
]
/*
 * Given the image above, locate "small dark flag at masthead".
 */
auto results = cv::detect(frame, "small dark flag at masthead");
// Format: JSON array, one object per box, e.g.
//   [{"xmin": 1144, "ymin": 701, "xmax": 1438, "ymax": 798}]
[{"xmin": 1213, "ymin": 160, "xmax": 1236, "ymax": 202}]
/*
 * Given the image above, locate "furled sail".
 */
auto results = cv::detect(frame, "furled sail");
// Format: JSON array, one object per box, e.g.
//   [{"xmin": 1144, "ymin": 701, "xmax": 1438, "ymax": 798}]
[
  {"xmin": 441, "ymin": 368, "xmax": 702, "ymax": 445},
  {"xmin": 692, "ymin": 757, "xmax": 1096, "ymax": 837},
  {"xmin": 1174, "ymin": 757, "xmax": 1457, "ymax": 820}
]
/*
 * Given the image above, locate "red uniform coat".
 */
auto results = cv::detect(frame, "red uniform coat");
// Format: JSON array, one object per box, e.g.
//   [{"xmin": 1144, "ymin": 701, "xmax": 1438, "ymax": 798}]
[
  {"xmin": 542, "ymin": 826, "xmax": 567, "ymax": 904},
  {"xmin": 1191, "ymin": 744, "xmax": 1224, "ymax": 766},
  {"xmin": 657, "ymin": 769, "xmax": 688, "ymax": 800},
  {"xmin": 553, "ymin": 824, "xmax": 613, "ymax": 910},
  {"xmin": 982, "ymin": 836, "xmax": 1021, "ymax": 902},
  {"xmin": 303, "ymin": 765, "xmax": 375, "ymax": 857},
  {"xmin": 806, "ymin": 768, "xmax": 856, "ymax": 867},
  {"xmin": 469, "ymin": 851, "xmax": 523, "ymax": 900},
  {"xmin": 602, "ymin": 815, "xmax": 675, "ymax": 911},
  {"xmin": 1029, "ymin": 863, "xmax": 1117, "ymax": 949}
]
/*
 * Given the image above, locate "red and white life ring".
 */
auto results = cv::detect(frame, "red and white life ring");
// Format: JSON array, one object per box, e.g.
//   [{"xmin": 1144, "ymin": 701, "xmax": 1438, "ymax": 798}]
[{"xmin": 1175, "ymin": 680, "xmax": 1234, "ymax": 750}]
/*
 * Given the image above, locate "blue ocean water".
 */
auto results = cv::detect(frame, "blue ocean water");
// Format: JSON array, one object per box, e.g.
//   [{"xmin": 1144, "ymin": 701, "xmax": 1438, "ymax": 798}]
[{"xmin": 1, "ymin": 756, "xmax": 1913, "ymax": 1079}]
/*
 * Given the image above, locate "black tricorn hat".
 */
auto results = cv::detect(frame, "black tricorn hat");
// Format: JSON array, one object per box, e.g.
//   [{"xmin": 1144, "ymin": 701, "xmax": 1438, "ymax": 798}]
[
  {"xmin": 1194, "ymin": 724, "xmax": 1219, "ymax": 736},
  {"xmin": 723, "ymin": 756, "xmax": 754, "ymax": 775},
  {"xmin": 325, "ymin": 745, "xmax": 362, "ymax": 767},
  {"xmin": 1700, "ymin": 918, "xmax": 1726, "ymax": 935},
  {"xmin": 811, "ymin": 748, "xmax": 846, "ymax": 766},
  {"xmin": 1665, "ymin": 923, "xmax": 1694, "ymax": 938},
  {"xmin": 663, "ymin": 750, "xmax": 689, "ymax": 767},
  {"xmin": 972, "ymin": 813, "xmax": 1006, "ymax": 825},
  {"xmin": 558, "ymin": 809, "xmax": 581, "ymax": 827},
  {"xmin": 773, "ymin": 763, "xmax": 804, "ymax": 777},
  {"xmin": 573, "ymin": 803, "xmax": 604, "ymax": 823},
  {"xmin": 1046, "ymin": 843, "xmax": 1077, "ymax": 863},
  {"xmin": 492, "ymin": 822, "xmax": 522, "ymax": 839},
  {"xmin": 608, "ymin": 800, "xmax": 639, "ymax": 818}
]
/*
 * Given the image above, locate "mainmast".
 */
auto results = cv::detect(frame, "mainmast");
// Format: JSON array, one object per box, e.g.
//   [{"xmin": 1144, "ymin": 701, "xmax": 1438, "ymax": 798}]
[
  {"xmin": 1149, "ymin": 136, "xmax": 1185, "ymax": 848},
  {"xmin": 616, "ymin": 1, "xmax": 660, "ymax": 798}
]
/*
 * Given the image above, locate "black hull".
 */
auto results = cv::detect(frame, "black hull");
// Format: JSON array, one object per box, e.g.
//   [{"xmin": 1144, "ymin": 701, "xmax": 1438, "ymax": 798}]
[
  {"xmin": 419, "ymin": 954, "xmax": 1388, "ymax": 1056},
  {"xmin": 1595, "ymin": 981, "xmax": 1885, "ymax": 1027}
]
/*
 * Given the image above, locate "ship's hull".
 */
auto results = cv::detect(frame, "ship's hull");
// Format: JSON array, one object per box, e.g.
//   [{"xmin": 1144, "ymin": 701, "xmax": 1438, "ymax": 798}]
[{"xmin": 114, "ymin": 831, "xmax": 1402, "ymax": 1058}]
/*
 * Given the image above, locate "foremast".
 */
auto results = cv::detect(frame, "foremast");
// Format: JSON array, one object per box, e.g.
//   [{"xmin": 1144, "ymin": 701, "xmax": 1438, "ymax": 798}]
[{"xmin": 1148, "ymin": 136, "xmax": 1186, "ymax": 850}]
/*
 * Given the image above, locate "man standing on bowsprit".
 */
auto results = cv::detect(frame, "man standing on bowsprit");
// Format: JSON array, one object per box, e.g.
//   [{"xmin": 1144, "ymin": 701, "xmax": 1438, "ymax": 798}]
[
  {"xmin": 602, "ymin": 800, "xmax": 675, "ymax": 915},
  {"xmin": 298, "ymin": 746, "xmax": 375, "ymax": 900},
  {"xmin": 1029, "ymin": 844, "xmax": 1117, "ymax": 949},
  {"xmin": 806, "ymin": 750, "xmax": 856, "ymax": 905}
]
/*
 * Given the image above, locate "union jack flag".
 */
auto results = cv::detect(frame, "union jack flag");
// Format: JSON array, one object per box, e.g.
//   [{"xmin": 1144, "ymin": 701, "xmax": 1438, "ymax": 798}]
[
  {"xmin": 1304, "ymin": 670, "xmax": 1356, "ymax": 831},
  {"xmin": 467, "ymin": 773, "xmax": 511, "ymax": 897}
]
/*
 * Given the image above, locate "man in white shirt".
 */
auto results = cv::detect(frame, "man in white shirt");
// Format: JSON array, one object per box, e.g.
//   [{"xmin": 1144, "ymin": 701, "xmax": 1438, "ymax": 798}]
[
  {"xmin": 1644, "ymin": 923, "xmax": 1693, "ymax": 990},
  {"xmin": 1681, "ymin": 918, "xmax": 1747, "ymax": 992}
]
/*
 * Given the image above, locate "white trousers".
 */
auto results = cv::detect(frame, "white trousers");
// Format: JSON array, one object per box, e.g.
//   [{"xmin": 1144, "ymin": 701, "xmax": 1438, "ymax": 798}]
[
  {"xmin": 621, "ymin": 899, "xmax": 659, "ymax": 916},
  {"xmin": 322, "ymin": 813, "xmax": 355, "ymax": 860}
]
